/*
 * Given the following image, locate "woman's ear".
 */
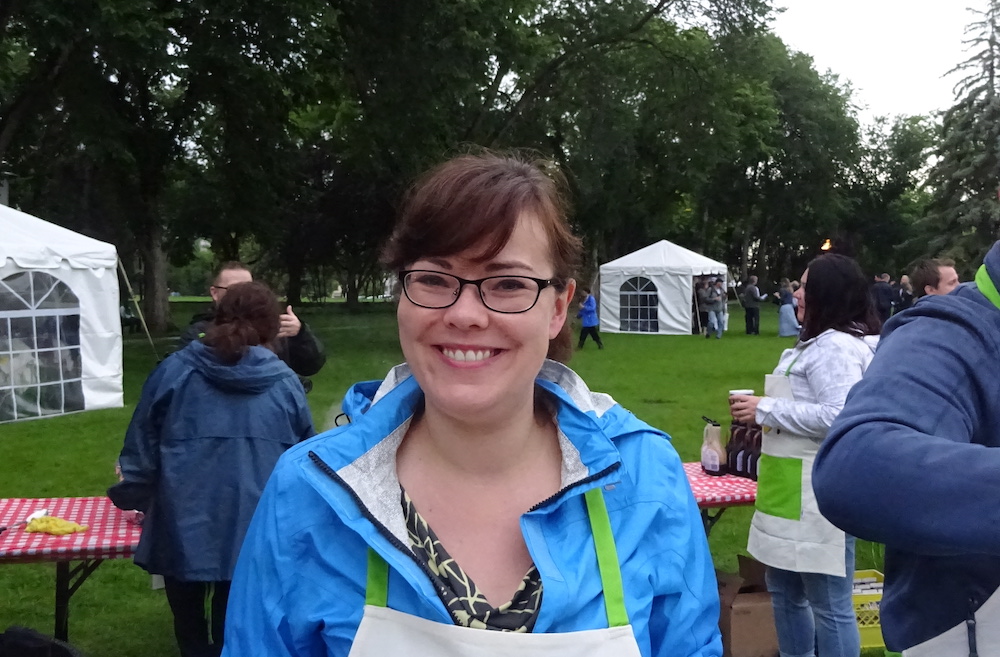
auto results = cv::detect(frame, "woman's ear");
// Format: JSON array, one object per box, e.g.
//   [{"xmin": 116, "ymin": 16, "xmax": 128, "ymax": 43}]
[{"xmin": 549, "ymin": 278, "xmax": 577, "ymax": 339}]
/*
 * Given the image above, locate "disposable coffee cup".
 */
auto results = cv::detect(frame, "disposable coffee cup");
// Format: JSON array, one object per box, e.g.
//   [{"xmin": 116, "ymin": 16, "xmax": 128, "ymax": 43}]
[{"xmin": 729, "ymin": 389, "xmax": 754, "ymax": 396}]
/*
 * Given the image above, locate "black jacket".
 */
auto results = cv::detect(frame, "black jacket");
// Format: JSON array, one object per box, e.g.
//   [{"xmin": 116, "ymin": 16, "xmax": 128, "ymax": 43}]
[{"xmin": 177, "ymin": 308, "xmax": 326, "ymax": 377}]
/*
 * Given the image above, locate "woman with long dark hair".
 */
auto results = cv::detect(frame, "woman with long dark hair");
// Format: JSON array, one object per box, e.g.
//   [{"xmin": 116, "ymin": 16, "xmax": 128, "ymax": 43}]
[
  {"xmin": 729, "ymin": 254, "xmax": 880, "ymax": 657},
  {"xmin": 109, "ymin": 282, "xmax": 314, "ymax": 657}
]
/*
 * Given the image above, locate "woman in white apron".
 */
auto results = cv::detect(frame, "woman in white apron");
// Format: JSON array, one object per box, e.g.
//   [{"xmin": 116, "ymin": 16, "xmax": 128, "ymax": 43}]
[
  {"xmin": 220, "ymin": 152, "xmax": 722, "ymax": 657},
  {"xmin": 730, "ymin": 254, "xmax": 880, "ymax": 657}
]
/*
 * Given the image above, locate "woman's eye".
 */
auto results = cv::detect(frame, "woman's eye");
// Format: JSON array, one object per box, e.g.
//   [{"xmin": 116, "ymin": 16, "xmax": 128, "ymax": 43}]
[
  {"xmin": 412, "ymin": 273, "xmax": 451, "ymax": 288},
  {"xmin": 491, "ymin": 278, "xmax": 530, "ymax": 292}
]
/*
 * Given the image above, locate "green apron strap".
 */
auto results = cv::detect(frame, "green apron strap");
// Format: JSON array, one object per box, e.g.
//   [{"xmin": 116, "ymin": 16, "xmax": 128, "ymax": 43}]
[
  {"xmin": 366, "ymin": 547, "xmax": 390, "ymax": 607},
  {"xmin": 976, "ymin": 265, "xmax": 1000, "ymax": 311},
  {"xmin": 584, "ymin": 487, "xmax": 630, "ymax": 628},
  {"xmin": 363, "ymin": 489, "xmax": 630, "ymax": 627}
]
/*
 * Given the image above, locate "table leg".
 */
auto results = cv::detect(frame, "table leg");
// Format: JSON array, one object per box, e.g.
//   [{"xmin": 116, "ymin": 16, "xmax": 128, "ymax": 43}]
[
  {"xmin": 701, "ymin": 507, "xmax": 727, "ymax": 536},
  {"xmin": 54, "ymin": 560, "xmax": 104, "ymax": 642}
]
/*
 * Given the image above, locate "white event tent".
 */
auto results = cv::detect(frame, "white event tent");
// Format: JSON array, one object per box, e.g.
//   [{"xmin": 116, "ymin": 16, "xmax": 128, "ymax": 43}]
[
  {"xmin": 599, "ymin": 240, "xmax": 729, "ymax": 335},
  {"xmin": 0, "ymin": 204, "xmax": 124, "ymax": 423}
]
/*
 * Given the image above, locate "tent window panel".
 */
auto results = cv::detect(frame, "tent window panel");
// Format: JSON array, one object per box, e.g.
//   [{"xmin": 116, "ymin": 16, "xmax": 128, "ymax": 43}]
[
  {"xmin": 0, "ymin": 389, "xmax": 12, "ymax": 421},
  {"xmin": 1, "ymin": 273, "xmax": 31, "ymax": 310},
  {"xmin": 14, "ymin": 385, "xmax": 39, "ymax": 419},
  {"xmin": 38, "ymin": 279, "xmax": 79, "ymax": 309},
  {"xmin": 62, "ymin": 348, "xmax": 82, "ymax": 380},
  {"xmin": 39, "ymin": 383, "xmax": 64, "ymax": 415},
  {"xmin": 0, "ymin": 317, "xmax": 8, "ymax": 351},
  {"xmin": 59, "ymin": 315, "xmax": 80, "ymax": 346},
  {"xmin": 10, "ymin": 317, "xmax": 36, "ymax": 350},
  {"xmin": 64, "ymin": 380, "xmax": 84, "ymax": 412},
  {"xmin": 37, "ymin": 350, "xmax": 62, "ymax": 384},
  {"xmin": 36, "ymin": 316, "xmax": 59, "ymax": 349}
]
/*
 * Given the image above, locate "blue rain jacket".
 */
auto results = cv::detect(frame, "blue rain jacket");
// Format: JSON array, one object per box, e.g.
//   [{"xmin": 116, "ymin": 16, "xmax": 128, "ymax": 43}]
[
  {"xmin": 109, "ymin": 341, "xmax": 314, "ymax": 581},
  {"xmin": 222, "ymin": 361, "xmax": 721, "ymax": 657}
]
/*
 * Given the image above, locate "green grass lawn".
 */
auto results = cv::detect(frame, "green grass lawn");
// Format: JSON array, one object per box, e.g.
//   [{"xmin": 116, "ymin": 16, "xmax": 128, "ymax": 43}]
[{"xmin": 0, "ymin": 302, "xmax": 886, "ymax": 656}]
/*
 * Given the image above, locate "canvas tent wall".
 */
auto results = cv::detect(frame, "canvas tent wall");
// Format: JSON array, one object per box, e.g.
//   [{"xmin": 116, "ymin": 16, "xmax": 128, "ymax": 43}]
[
  {"xmin": 0, "ymin": 204, "xmax": 123, "ymax": 423},
  {"xmin": 599, "ymin": 240, "xmax": 728, "ymax": 335}
]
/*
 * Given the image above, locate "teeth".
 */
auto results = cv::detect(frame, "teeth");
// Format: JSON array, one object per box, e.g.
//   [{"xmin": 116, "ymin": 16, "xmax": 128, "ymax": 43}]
[{"xmin": 444, "ymin": 349, "xmax": 493, "ymax": 362}]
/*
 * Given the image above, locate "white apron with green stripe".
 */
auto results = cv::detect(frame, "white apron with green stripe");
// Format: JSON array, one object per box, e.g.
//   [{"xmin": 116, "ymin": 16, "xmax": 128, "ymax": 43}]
[
  {"xmin": 347, "ymin": 487, "xmax": 643, "ymax": 657},
  {"xmin": 747, "ymin": 355, "xmax": 848, "ymax": 577}
]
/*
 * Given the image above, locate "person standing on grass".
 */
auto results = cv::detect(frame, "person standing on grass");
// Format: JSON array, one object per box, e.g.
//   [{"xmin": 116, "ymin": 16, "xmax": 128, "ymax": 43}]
[
  {"xmin": 109, "ymin": 282, "xmax": 314, "ymax": 657},
  {"xmin": 729, "ymin": 254, "xmax": 880, "ymax": 657},
  {"xmin": 813, "ymin": 241, "xmax": 1000, "ymax": 656},
  {"xmin": 221, "ymin": 151, "xmax": 721, "ymax": 657},
  {"xmin": 576, "ymin": 286, "xmax": 603, "ymax": 349},
  {"xmin": 742, "ymin": 275, "xmax": 768, "ymax": 335},
  {"xmin": 706, "ymin": 278, "xmax": 725, "ymax": 339},
  {"xmin": 177, "ymin": 261, "xmax": 326, "ymax": 390},
  {"xmin": 696, "ymin": 278, "xmax": 711, "ymax": 336}
]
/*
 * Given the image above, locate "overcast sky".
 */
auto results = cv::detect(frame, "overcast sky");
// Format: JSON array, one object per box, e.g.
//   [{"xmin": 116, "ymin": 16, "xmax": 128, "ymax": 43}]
[{"xmin": 770, "ymin": 0, "xmax": 979, "ymax": 124}]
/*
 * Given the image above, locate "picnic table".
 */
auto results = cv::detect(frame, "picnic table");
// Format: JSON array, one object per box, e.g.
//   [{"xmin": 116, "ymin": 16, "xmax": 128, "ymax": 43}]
[
  {"xmin": 0, "ymin": 496, "xmax": 142, "ymax": 641},
  {"xmin": 683, "ymin": 462, "xmax": 758, "ymax": 535}
]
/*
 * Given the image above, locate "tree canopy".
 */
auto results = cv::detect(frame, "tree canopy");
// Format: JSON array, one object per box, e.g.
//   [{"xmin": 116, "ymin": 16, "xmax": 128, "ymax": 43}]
[{"xmin": 1, "ymin": 0, "xmax": 956, "ymax": 327}]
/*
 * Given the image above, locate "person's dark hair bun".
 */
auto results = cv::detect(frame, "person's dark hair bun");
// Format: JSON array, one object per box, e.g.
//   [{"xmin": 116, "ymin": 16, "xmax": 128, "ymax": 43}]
[{"xmin": 203, "ymin": 282, "xmax": 281, "ymax": 364}]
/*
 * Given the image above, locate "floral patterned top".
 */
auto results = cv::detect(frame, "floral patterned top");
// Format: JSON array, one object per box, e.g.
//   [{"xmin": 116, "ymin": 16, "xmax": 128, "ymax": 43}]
[{"xmin": 402, "ymin": 489, "xmax": 542, "ymax": 632}]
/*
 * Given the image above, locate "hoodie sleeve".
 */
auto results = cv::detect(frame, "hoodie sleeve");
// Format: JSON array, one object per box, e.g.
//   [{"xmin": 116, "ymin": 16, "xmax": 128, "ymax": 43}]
[
  {"xmin": 814, "ymin": 310, "xmax": 1000, "ymax": 556},
  {"xmin": 755, "ymin": 335, "xmax": 870, "ymax": 439}
]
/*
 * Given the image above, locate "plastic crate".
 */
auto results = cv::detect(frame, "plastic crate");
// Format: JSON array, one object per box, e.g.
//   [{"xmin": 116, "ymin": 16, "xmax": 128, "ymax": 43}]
[{"xmin": 853, "ymin": 569, "xmax": 885, "ymax": 649}]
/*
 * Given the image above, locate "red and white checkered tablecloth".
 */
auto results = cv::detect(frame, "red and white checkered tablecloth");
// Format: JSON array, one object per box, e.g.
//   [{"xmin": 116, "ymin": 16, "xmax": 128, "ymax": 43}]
[
  {"xmin": 683, "ymin": 462, "xmax": 757, "ymax": 509},
  {"xmin": 0, "ymin": 497, "xmax": 142, "ymax": 564}
]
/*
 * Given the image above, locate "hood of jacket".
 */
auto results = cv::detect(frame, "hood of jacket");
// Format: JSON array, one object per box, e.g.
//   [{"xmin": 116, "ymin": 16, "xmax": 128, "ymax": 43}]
[{"xmin": 174, "ymin": 340, "xmax": 292, "ymax": 394}]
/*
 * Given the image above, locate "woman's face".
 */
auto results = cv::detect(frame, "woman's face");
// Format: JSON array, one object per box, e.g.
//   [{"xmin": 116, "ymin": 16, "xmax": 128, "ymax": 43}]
[
  {"xmin": 396, "ymin": 213, "xmax": 575, "ymax": 423},
  {"xmin": 794, "ymin": 269, "xmax": 808, "ymax": 323}
]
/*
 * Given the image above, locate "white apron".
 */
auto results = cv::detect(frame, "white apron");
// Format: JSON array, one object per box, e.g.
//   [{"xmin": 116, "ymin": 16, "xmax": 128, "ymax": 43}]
[
  {"xmin": 347, "ymin": 487, "xmax": 643, "ymax": 657},
  {"xmin": 747, "ymin": 365, "xmax": 847, "ymax": 576}
]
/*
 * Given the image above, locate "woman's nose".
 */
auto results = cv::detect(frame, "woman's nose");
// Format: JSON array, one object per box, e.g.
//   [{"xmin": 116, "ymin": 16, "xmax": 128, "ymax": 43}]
[{"xmin": 444, "ymin": 283, "xmax": 490, "ymax": 326}]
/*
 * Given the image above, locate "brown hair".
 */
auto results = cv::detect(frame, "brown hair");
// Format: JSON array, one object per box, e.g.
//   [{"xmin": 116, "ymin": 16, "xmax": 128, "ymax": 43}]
[
  {"xmin": 381, "ymin": 151, "xmax": 582, "ymax": 362},
  {"xmin": 910, "ymin": 258, "xmax": 955, "ymax": 297},
  {"xmin": 203, "ymin": 282, "xmax": 281, "ymax": 364}
]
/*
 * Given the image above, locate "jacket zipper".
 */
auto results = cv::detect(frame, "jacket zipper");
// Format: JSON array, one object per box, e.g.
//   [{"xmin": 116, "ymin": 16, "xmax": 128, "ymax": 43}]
[
  {"xmin": 308, "ymin": 452, "xmax": 622, "ymax": 623},
  {"xmin": 967, "ymin": 595, "xmax": 979, "ymax": 657}
]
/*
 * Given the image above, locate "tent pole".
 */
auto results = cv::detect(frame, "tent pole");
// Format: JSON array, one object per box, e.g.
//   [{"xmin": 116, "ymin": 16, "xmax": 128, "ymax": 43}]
[{"xmin": 117, "ymin": 259, "xmax": 161, "ymax": 362}]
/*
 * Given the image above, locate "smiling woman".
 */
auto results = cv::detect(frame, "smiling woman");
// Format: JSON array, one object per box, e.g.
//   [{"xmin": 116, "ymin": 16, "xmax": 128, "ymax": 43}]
[{"xmin": 221, "ymin": 152, "xmax": 723, "ymax": 657}]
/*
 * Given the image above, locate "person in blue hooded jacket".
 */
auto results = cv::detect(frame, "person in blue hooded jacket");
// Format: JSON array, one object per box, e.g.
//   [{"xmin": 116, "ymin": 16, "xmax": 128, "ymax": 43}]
[
  {"xmin": 576, "ymin": 286, "xmax": 603, "ymax": 349},
  {"xmin": 109, "ymin": 281, "xmax": 314, "ymax": 657},
  {"xmin": 813, "ymin": 241, "xmax": 1000, "ymax": 656},
  {"xmin": 221, "ymin": 152, "xmax": 721, "ymax": 657}
]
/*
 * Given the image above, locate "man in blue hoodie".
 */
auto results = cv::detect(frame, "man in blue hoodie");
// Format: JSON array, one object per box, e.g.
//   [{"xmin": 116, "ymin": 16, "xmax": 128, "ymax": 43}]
[{"xmin": 813, "ymin": 241, "xmax": 1000, "ymax": 656}]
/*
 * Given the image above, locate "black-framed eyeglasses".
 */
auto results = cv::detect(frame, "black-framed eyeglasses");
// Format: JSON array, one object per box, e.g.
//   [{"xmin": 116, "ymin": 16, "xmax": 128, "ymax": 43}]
[
  {"xmin": 398, "ymin": 270, "xmax": 560, "ymax": 314},
  {"xmin": 211, "ymin": 285, "xmax": 229, "ymax": 291}
]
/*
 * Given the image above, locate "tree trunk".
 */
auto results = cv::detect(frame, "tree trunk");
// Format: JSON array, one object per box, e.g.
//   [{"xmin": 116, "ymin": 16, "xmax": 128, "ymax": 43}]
[
  {"xmin": 286, "ymin": 260, "xmax": 303, "ymax": 306},
  {"xmin": 139, "ymin": 221, "xmax": 171, "ymax": 333}
]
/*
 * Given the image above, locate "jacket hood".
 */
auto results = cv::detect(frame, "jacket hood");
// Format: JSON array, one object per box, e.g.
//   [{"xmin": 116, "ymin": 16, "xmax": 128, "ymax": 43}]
[{"xmin": 175, "ymin": 341, "xmax": 292, "ymax": 394}]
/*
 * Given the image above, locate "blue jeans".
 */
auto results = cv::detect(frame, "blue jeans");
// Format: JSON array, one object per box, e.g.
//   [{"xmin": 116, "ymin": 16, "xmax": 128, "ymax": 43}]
[
  {"xmin": 765, "ymin": 537, "xmax": 860, "ymax": 657},
  {"xmin": 708, "ymin": 310, "xmax": 725, "ymax": 338}
]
